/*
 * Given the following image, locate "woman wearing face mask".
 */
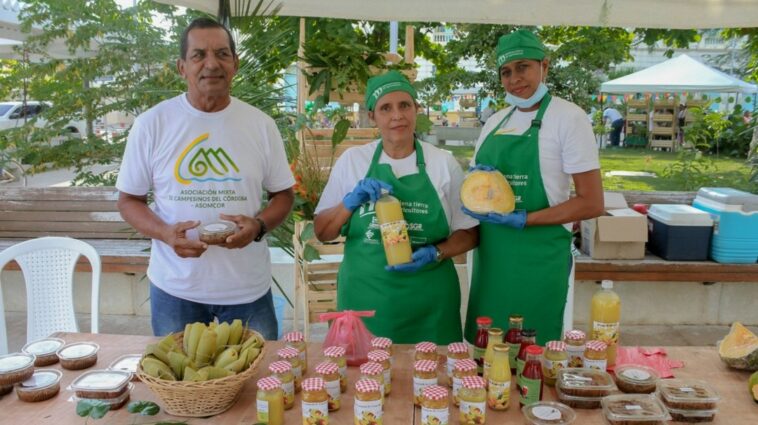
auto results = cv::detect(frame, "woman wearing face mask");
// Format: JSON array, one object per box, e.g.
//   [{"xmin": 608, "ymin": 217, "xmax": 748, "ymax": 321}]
[{"xmin": 462, "ymin": 30, "xmax": 604, "ymax": 345}]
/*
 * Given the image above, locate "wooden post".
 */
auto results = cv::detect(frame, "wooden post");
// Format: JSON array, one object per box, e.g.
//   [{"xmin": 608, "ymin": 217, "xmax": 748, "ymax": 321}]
[
  {"xmin": 404, "ymin": 25, "xmax": 414, "ymax": 64},
  {"xmin": 297, "ymin": 18, "xmax": 307, "ymax": 151}
]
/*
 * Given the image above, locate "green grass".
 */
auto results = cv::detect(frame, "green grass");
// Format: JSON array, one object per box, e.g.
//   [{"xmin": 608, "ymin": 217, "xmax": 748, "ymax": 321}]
[{"xmin": 439, "ymin": 145, "xmax": 757, "ymax": 193}]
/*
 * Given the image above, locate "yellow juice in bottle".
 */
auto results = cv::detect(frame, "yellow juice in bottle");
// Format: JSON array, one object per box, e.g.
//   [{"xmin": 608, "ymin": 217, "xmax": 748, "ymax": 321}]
[
  {"xmin": 375, "ymin": 193, "xmax": 413, "ymax": 266},
  {"xmin": 590, "ymin": 279, "xmax": 621, "ymax": 367}
]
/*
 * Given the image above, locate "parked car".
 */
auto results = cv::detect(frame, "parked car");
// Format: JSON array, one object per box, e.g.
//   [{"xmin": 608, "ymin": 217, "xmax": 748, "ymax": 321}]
[{"xmin": 0, "ymin": 101, "xmax": 86, "ymax": 137}]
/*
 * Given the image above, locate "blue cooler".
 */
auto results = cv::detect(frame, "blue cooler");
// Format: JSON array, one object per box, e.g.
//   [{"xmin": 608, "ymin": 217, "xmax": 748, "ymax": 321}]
[
  {"xmin": 692, "ymin": 187, "xmax": 758, "ymax": 264},
  {"xmin": 647, "ymin": 204, "xmax": 713, "ymax": 261}
]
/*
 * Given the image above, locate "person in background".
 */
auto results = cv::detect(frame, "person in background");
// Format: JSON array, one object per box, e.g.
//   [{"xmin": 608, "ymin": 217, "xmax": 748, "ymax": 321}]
[
  {"xmin": 603, "ymin": 105, "xmax": 625, "ymax": 147},
  {"xmin": 480, "ymin": 101, "xmax": 495, "ymax": 125},
  {"xmin": 314, "ymin": 71, "xmax": 478, "ymax": 345},
  {"xmin": 463, "ymin": 29, "xmax": 604, "ymax": 345},
  {"xmin": 115, "ymin": 17, "xmax": 294, "ymax": 339}
]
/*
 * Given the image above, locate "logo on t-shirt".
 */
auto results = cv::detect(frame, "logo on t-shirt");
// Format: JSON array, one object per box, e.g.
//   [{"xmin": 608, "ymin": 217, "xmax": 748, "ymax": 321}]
[{"xmin": 174, "ymin": 133, "xmax": 241, "ymax": 185}]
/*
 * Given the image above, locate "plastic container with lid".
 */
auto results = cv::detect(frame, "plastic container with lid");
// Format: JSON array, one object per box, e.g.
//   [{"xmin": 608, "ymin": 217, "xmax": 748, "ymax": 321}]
[
  {"xmin": 693, "ymin": 187, "xmax": 758, "ymax": 263},
  {"xmin": 522, "ymin": 401, "xmax": 577, "ymax": 425},
  {"xmin": 22, "ymin": 338, "xmax": 65, "ymax": 366},
  {"xmin": 107, "ymin": 354, "xmax": 141, "ymax": 381},
  {"xmin": 198, "ymin": 221, "xmax": 236, "ymax": 245},
  {"xmin": 556, "ymin": 367, "xmax": 616, "ymax": 398},
  {"xmin": 15, "ymin": 369, "xmax": 62, "ymax": 402},
  {"xmin": 70, "ymin": 369, "xmax": 131, "ymax": 399},
  {"xmin": 57, "ymin": 342, "xmax": 99, "ymax": 370},
  {"xmin": 656, "ymin": 379, "xmax": 720, "ymax": 410},
  {"xmin": 614, "ymin": 364, "xmax": 659, "ymax": 394},
  {"xmin": 74, "ymin": 383, "xmax": 133, "ymax": 411},
  {"xmin": 647, "ymin": 204, "xmax": 713, "ymax": 261},
  {"xmin": 0, "ymin": 384, "xmax": 12, "ymax": 396},
  {"xmin": 665, "ymin": 405, "xmax": 718, "ymax": 422},
  {"xmin": 554, "ymin": 384, "xmax": 603, "ymax": 409},
  {"xmin": 0, "ymin": 352, "xmax": 35, "ymax": 385},
  {"xmin": 602, "ymin": 394, "xmax": 671, "ymax": 425}
]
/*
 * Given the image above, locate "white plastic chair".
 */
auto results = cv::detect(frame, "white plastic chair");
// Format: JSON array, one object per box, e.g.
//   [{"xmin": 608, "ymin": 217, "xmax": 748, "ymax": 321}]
[{"xmin": 0, "ymin": 237, "xmax": 101, "ymax": 354}]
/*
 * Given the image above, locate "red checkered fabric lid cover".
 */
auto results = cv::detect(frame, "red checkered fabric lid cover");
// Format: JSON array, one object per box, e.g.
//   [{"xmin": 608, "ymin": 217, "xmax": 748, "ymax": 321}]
[
  {"xmin": 546, "ymin": 341, "xmax": 567, "ymax": 351},
  {"xmin": 414, "ymin": 359, "xmax": 438, "ymax": 373},
  {"xmin": 367, "ymin": 350, "xmax": 390, "ymax": 362},
  {"xmin": 564, "ymin": 330, "xmax": 586, "ymax": 341},
  {"xmin": 585, "ymin": 340, "xmax": 608, "ymax": 352},
  {"xmin": 359, "ymin": 361, "xmax": 384, "ymax": 376},
  {"xmin": 301, "ymin": 377, "xmax": 325, "ymax": 391},
  {"xmin": 283, "ymin": 331, "xmax": 304, "ymax": 342},
  {"xmin": 315, "ymin": 361, "xmax": 339, "ymax": 375},
  {"xmin": 355, "ymin": 378, "xmax": 381, "ymax": 393},
  {"xmin": 447, "ymin": 342, "xmax": 468, "ymax": 354},
  {"xmin": 371, "ymin": 337, "xmax": 392, "ymax": 349},
  {"xmin": 461, "ymin": 375, "xmax": 486, "ymax": 389},
  {"xmin": 415, "ymin": 341, "xmax": 437, "ymax": 353},
  {"xmin": 268, "ymin": 360, "xmax": 293, "ymax": 374},
  {"xmin": 323, "ymin": 345, "xmax": 346, "ymax": 358},
  {"xmin": 422, "ymin": 385, "xmax": 448, "ymax": 400},
  {"xmin": 257, "ymin": 376, "xmax": 282, "ymax": 391},
  {"xmin": 453, "ymin": 358, "xmax": 477, "ymax": 372},
  {"xmin": 277, "ymin": 346, "xmax": 299, "ymax": 359}
]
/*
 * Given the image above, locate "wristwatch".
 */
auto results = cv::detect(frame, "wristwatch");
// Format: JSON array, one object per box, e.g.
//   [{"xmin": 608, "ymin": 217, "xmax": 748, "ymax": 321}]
[
  {"xmin": 253, "ymin": 217, "xmax": 268, "ymax": 242},
  {"xmin": 434, "ymin": 245, "xmax": 444, "ymax": 262}
]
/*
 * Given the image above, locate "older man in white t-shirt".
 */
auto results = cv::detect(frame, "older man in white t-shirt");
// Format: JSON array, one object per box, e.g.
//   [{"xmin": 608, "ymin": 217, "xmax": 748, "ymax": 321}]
[
  {"xmin": 115, "ymin": 18, "xmax": 294, "ymax": 338},
  {"xmin": 603, "ymin": 106, "xmax": 625, "ymax": 147}
]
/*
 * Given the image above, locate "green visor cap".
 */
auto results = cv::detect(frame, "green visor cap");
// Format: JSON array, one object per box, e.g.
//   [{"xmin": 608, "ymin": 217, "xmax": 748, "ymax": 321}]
[
  {"xmin": 496, "ymin": 29, "xmax": 546, "ymax": 69},
  {"xmin": 365, "ymin": 70, "xmax": 417, "ymax": 111}
]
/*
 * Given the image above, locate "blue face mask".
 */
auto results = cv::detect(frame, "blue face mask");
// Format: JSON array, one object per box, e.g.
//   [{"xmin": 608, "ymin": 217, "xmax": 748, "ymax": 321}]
[{"xmin": 505, "ymin": 82, "xmax": 548, "ymax": 109}]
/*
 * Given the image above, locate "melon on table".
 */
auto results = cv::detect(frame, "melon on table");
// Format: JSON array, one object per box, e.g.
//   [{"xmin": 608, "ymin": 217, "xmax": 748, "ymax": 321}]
[
  {"xmin": 460, "ymin": 170, "xmax": 515, "ymax": 214},
  {"xmin": 718, "ymin": 322, "xmax": 758, "ymax": 371}
]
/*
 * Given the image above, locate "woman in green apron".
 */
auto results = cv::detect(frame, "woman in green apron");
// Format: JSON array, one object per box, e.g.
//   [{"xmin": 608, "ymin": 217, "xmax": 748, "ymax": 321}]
[
  {"xmin": 463, "ymin": 30, "xmax": 604, "ymax": 345},
  {"xmin": 314, "ymin": 71, "xmax": 478, "ymax": 345}
]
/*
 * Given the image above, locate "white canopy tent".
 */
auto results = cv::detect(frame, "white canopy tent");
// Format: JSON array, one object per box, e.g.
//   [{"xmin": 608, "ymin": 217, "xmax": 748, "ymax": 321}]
[
  {"xmin": 601, "ymin": 54, "xmax": 758, "ymax": 94},
  {"xmin": 155, "ymin": 0, "xmax": 758, "ymax": 29}
]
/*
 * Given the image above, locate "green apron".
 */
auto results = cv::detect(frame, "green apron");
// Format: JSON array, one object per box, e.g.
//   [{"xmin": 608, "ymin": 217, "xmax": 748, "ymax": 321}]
[
  {"xmin": 464, "ymin": 95, "xmax": 572, "ymax": 346},
  {"xmin": 337, "ymin": 140, "xmax": 463, "ymax": 345}
]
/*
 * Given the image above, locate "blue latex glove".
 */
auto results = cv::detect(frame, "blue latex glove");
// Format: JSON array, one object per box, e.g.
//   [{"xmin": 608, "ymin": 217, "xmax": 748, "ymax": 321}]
[
  {"xmin": 342, "ymin": 178, "xmax": 392, "ymax": 212},
  {"xmin": 385, "ymin": 245, "xmax": 437, "ymax": 273},
  {"xmin": 461, "ymin": 207, "xmax": 528, "ymax": 229},
  {"xmin": 468, "ymin": 164, "xmax": 497, "ymax": 172}
]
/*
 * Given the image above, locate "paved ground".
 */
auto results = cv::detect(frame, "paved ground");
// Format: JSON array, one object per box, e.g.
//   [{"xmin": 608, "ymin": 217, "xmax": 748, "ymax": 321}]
[{"xmin": 6, "ymin": 311, "xmax": 753, "ymax": 353}]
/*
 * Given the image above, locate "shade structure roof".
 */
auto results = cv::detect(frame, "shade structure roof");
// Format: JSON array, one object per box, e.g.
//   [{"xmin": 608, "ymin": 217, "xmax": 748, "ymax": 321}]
[
  {"xmin": 154, "ymin": 0, "xmax": 758, "ymax": 29},
  {"xmin": 600, "ymin": 54, "xmax": 757, "ymax": 94}
]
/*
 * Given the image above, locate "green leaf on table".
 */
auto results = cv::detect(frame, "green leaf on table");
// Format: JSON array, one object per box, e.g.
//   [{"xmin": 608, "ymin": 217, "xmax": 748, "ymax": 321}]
[
  {"xmin": 76, "ymin": 399, "xmax": 110, "ymax": 419},
  {"xmin": 127, "ymin": 400, "xmax": 160, "ymax": 416},
  {"xmin": 332, "ymin": 119, "xmax": 351, "ymax": 148}
]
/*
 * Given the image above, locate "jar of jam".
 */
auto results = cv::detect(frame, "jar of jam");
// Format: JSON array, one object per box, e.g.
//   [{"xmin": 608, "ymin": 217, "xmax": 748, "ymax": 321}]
[
  {"xmin": 359, "ymin": 361, "xmax": 386, "ymax": 404},
  {"xmin": 422, "ymin": 385, "xmax": 450, "ymax": 425},
  {"xmin": 504, "ymin": 314, "xmax": 523, "ymax": 374},
  {"xmin": 268, "ymin": 360, "xmax": 295, "ymax": 410},
  {"xmin": 473, "ymin": 316, "xmax": 492, "ymax": 375},
  {"xmin": 354, "ymin": 378, "xmax": 382, "ymax": 425},
  {"xmin": 452, "ymin": 358, "xmax": 477, "ymax": 406},
  {"xmin": 256, "ymin": 376, "xmax": 284, "ymax": 425},
  {"xmin": 482, "ymin": 327, "xmax": 504, "ymax": 382},
  {"xmin": 283, "ymin": 331, "xmax": 307, "ymax": 373},
  {"xmin": 367, "ymin": 350, "xmax": 392, "ymax": 395},
  {"xmin": 413, "ymin": 359, "xmax": 438, "ymax": 406},
  {"xmin": 459, "ymin": 375, "xmax": 487, "ymax": 425},
  {"xmin": 564, "ymin": 329, "xmax": 586, "ymax": 368},
  {"xmin": 315, "ymin": 361, "xmax": 341, "ymax": 411},
  {"xmin": 415, "ymin": 341, "xmax": 438, "ymax": 363},
  {"xmin": 323, "ymin": 345, "xmax": 347, "ymax": 393},
  {"xmin": 542, "ymin": 341, "xmax": 568, "ymax": 387},
  {"xmin": 371, "ymin": 336, "xmax": 393, "ymax": 365},
  {"xmin": 276, "ymin": 346, "xmax": 302, "ymax": 392},
  {"xmin": 446, "ymin": 342, "xmax": 469, "ymax": 387},
  {"xmin": 583, "ymin": 340, "xmax": 608, "ymax": 371},
  {"xmin": 301, "ymin": 377, "xmax": 328, "ymax": 425}
]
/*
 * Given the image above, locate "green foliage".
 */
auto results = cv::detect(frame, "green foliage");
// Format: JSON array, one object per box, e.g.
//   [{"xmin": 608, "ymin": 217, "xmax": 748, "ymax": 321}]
[
  {"xmin": 663, "ymin": 150, "xmax": 717, "ymax": 191},
  {"xmin": 127, "ymin": 401, "xmax": 160, "ymax": 416},
  {"xmin": 76, "ymin": 399, "xmax": 110, "ymax": 420}
]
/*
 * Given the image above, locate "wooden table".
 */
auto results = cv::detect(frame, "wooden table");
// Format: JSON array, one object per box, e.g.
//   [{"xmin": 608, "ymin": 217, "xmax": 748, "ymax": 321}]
[{"xmin": 1, "ymin": 333, "xmax": 756, "ymax": 424}]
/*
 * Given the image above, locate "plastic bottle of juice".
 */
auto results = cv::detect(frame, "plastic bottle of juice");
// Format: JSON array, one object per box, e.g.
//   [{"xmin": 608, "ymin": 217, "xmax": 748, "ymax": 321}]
[
  {"xmin": 375, "ymin": 192, "xmax": 413, "ymax": 266},
  {"xmin": 473, "ymin": 316, "xmax": 492, "ymax": 376},
  {"xmin": 589, "ymin": 279, "xmax": 621, "ymax": 367}
]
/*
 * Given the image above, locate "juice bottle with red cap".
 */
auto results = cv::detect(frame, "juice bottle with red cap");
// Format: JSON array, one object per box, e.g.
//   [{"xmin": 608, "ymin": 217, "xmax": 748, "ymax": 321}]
[
  {"xmin": 519, "ymin": 345, "xmax": 544, "ymax": 407},
  {"xmin": 473, "ymin": 316, "xmax": 492, "ymax": 376}
]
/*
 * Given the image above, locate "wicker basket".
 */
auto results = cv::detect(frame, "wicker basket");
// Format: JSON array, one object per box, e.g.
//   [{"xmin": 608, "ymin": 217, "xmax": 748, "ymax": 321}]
[{"xmin": 136, "ymin": 329, "xmax": 266, "ymax": 417}]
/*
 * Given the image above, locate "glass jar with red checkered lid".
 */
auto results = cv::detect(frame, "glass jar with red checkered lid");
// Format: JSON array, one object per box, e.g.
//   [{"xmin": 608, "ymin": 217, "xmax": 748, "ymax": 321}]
[
  {"xmin": 315, "ymin": 361, "xmax": 341, "ymax": 411},
  {"xmin": 367, "ymin": 350, "xmax": 392, "ymax": 395},
  {"xmin": 445, "ymin": 342, "xmax": 470, "ymax": 387},
  {"xmin": 415, "ymin": 341, "xmax": 438, "ymax": 362},
  {"xmin": 370, "ymin": 336, "xmax": 393, "ymax": 364},
  {"xmin": 452, "ymin": 358, "xmax": 478, "ymax": 406},
  {"xmin": 583, "ymin": 340, "xmax": 608, "ymax": 371},
  {"xmin": 322, "ymin": 345, "xmax": 347, "ymax": 392},
  {"xmin": 276, "ymin": 346, "xmax": 302, "ymax": 392},
  {"xmin": 268, "ymin": 360, "xmax": 295, "ymax": 409},
  {"xmin": 563, "ymin": 329, "xmax": 586, "ymax": 368},
  {"xmin": 256, "ymin": 376, "xmax": 284, "ymax": 425},
  {"xmin": 413, "ymin": 359, "xmax": 438, "ymax": 406},
  {"xmin": 359, "ymin": 361, "xmax": 386, "ymax": 405},
  {"xmin": 458, "ymin": 375, "xmax": 486, "ymax": 425},
  {"xmin": 354, "ymin": 378, "xmax": 383, "ymax": 425},
  {"xmin": 542, "ymin": 340, "xmax": 568, "ymax": 386},
  {"xmin": 301, "ymin": 377, "xmax": 328, "ymax": 424},
  {"xmin": 422, "ymin": 385, "xmax": 450, "ymax": 425},
  {"xmin": 283, "ymin": 331, "xmax": 307, "ymax": 373}
]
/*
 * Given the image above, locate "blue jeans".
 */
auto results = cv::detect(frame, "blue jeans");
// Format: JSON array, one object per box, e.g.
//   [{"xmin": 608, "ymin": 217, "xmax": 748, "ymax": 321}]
[{"xmin": 149, "ymin": 283, "xmax": 278, "ymax": 340}]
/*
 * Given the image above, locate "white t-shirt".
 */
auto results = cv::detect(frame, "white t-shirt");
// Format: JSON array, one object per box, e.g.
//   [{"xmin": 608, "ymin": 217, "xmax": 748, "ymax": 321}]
[
  {"xmin": 603, "ymin": 107, "xmax": 623, "ymax": 123},
  {"xmin": 315, "ymin": 141, "xmax": 478, "ymax": 232},
  {"xmin": 472, "ymin": 96, "xmax": 600, "ymax": 230},
  {"xmin": 116, "ymin": 94, "xmax": 295, "ymax": 305}
]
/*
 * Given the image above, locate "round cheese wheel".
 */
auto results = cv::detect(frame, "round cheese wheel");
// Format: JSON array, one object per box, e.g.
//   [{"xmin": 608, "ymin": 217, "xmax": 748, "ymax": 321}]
[{"xmin": 460, "ymin": 170, "xmax": 515, "ymax": 214}]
